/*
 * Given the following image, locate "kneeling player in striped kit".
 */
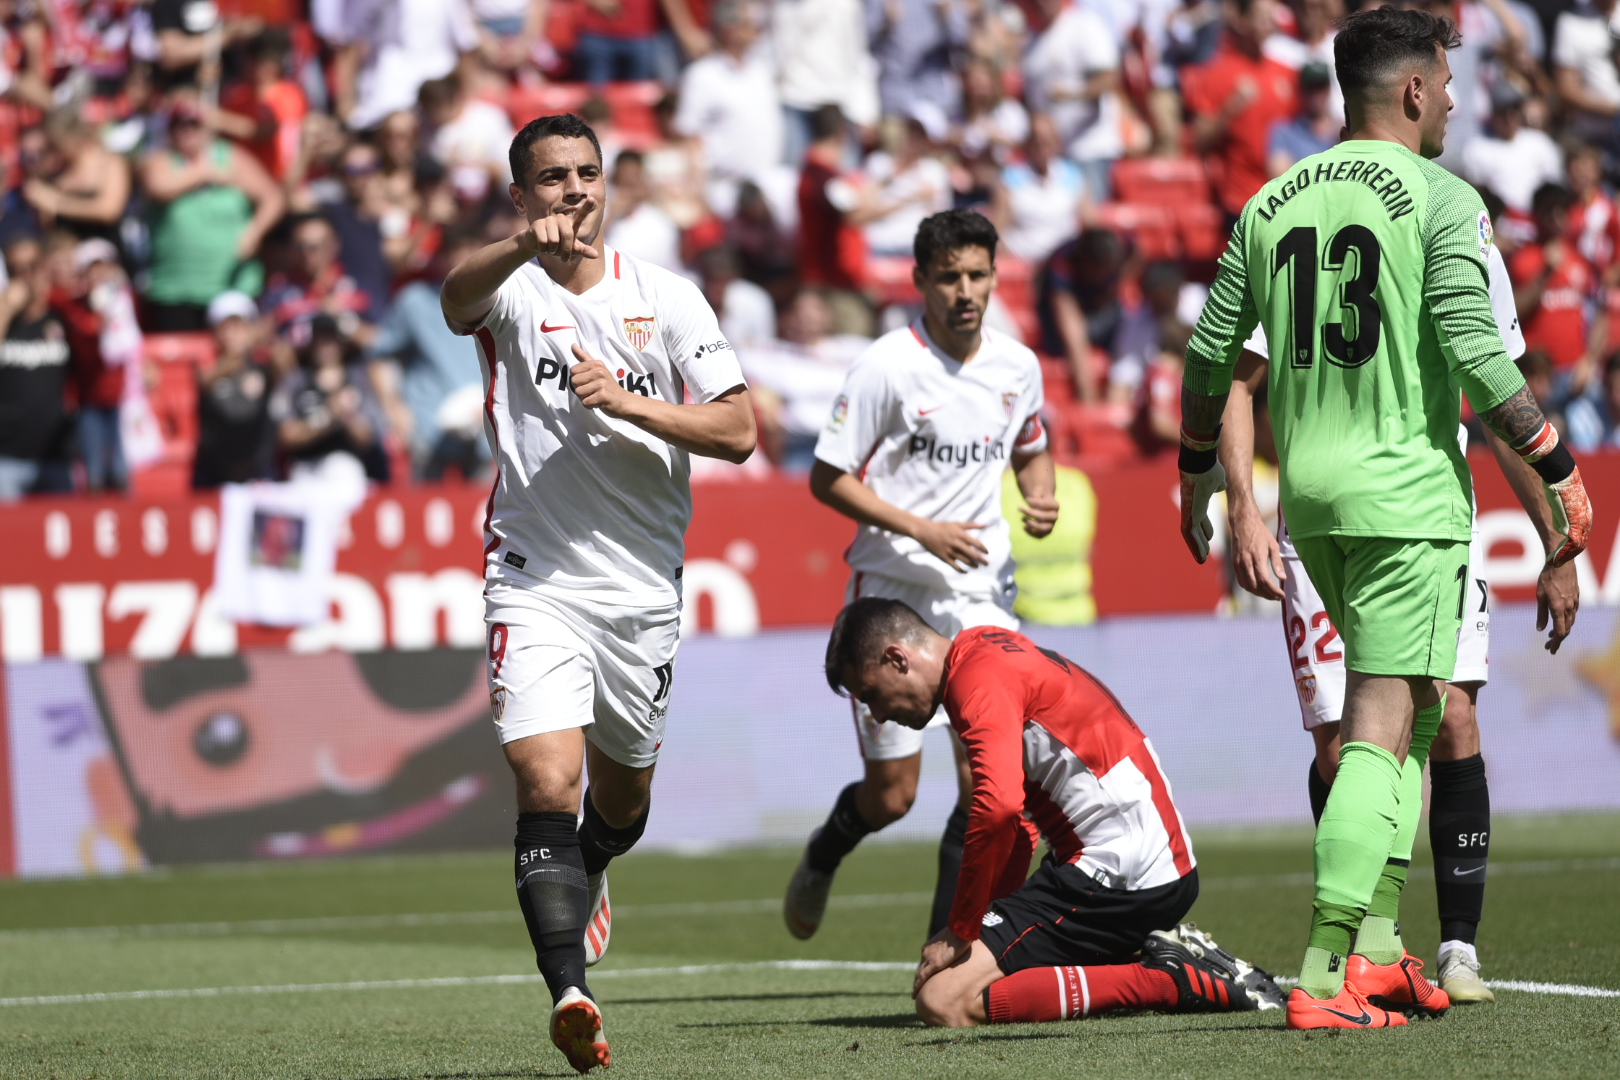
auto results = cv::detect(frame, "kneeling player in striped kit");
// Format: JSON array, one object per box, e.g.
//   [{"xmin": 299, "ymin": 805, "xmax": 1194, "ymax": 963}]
[{"xmin": 823, "ymin": 598, "xmax": 1286, "ymax": 1027}]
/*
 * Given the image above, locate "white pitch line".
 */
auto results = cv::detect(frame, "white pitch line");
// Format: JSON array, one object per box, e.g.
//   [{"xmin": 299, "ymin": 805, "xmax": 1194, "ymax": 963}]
[
  {"xmin": 4, "ymin": 855, "xmax": 1616, "ymax": 944},
  {"xmin": 0, "ymin": 961, "xmax": 915, "ymax": 1009},
  {"xmin": 0, "ymin": 892, "xmax": 934, "ymax": 943},
  {"xmin": 1483, "ymin": 980, "xmax": 1620, "ymax": 998},
  {"xmin": 0, "ymin": 961, "xmax": 1612, "ymax": 1010}
]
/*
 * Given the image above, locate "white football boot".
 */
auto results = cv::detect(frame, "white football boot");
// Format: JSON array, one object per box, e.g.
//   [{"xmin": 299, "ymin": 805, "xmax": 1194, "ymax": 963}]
[
  {"xmin": 550, "ymin": 986, "xmax": 610, "ymax": 1073},
  {"xmin": 783, "ymin": 833, "xmax": 835, "ymax": 940},
  {"xmin": 584, "ymin": 871, "xmax": 611, "ymax": 967},
  {"xmin": 1436, "ymin": 946, "xmax": 1496, "ymax": 1004}
]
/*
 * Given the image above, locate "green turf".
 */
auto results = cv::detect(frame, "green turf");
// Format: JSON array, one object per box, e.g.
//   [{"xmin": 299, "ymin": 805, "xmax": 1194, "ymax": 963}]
[{"xmin": 1, "ymin": 814, "xmax": 1617, "ymax": 1079}]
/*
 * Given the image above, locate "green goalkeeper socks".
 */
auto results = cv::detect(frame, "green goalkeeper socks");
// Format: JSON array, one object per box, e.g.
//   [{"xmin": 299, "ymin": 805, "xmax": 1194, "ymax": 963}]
[
  {"xmin": 1301, "ymin": 740, "xmax": 1403, "ymax": 998},
  {"xmin": 1362, "ymin": 694, "xmax": 1446, "ymax": 962}
]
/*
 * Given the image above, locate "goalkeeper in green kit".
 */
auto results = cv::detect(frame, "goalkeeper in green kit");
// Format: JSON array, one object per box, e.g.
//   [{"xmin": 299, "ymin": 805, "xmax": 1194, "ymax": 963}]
[{"xmin": 1177, "ymin": 6, "xmax": 1593, "ymax": 1031}]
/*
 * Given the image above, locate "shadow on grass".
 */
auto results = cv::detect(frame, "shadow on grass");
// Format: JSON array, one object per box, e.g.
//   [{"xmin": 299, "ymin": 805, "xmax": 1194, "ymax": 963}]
[
  {"xmin": 345, "ymin": 1072, "xmax": 564, "ymax": 1080},
  {"xmin": 608, "ymin": 990, "xmax": 900, "ymax": 1007},
  {"xmin": 676, "ymin": 1013, "xmax": 921, "ymax": 1031},
  {"xmin": 904, "ymin": 1018, "xmax": 1283, "ymax": 1047}
]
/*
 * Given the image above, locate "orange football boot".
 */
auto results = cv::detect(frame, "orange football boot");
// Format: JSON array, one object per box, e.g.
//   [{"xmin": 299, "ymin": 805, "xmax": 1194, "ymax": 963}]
[
  {"xmin": 1286, "ymin": 980, "xmax": 1409, "ymax": 1030},
  {"xmin": 551, "ymin": 987, "xmax": 611, "ymax": 1073},
  {"xmin": 1347, "ymin": 952, "xmax": 1451, "ymax": 1018}
]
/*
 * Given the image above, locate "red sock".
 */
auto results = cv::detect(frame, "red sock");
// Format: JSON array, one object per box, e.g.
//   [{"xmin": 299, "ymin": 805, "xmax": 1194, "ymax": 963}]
[{"xmin": 986, "ymin": 963, "xmax": 1179, "ymax": 1023}]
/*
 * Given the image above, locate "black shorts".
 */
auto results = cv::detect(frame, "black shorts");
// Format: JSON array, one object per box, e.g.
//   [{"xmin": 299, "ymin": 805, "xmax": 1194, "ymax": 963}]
[{"xmin": 978, "ymin": 859, "xmax": 1199, "ymax": 974}]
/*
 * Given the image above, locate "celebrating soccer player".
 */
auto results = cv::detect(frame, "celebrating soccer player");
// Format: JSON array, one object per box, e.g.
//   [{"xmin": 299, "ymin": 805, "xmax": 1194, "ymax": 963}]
[
  {"xmin": 440, "ymin": 114, "xmax": 756, "ymax": 1073},
  {"xmin": 782, "ymin": 210, "xmax": 1060, "ymax": 943},
  {"xmin": 824, "ymin": 598, "xmax": 1287, "ymax": 1027},
  {"xmin": 1219, "ymin": 238, "xmax": 1580, "ymax": 1004},
  {"xmin": 1177, "ymin": 7, "xmax": 1592, "ymax": 1030}
]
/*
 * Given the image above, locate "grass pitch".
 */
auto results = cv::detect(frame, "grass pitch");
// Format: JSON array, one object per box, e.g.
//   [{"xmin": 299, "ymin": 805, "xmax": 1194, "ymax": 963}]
[{"xmin": 0, "ymin": 814, "xmax": 1617, "ymax": 1079}]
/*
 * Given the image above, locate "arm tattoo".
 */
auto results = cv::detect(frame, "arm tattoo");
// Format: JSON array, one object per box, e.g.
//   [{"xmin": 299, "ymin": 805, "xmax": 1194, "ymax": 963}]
[
  {"xmin": 1180, "ymin": 386, "xmax": 1230, "ymax": 439},
  {"xmin": 1478, "ymin": 385, "xmax": 1549, "ymax": 449}
]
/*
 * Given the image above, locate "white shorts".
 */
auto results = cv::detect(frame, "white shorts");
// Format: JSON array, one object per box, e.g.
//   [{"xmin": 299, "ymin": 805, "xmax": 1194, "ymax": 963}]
[
  {"xmin": 847, "ymin": 570, "xmax": 1018, "ymax": 761},
  {"xmin": 484, "ymin": 579, "xmax": 681, "ymax": 768},
  {"xmin": 1279, "ymin": 517, "xmax": 1489, "ymax": 731}
]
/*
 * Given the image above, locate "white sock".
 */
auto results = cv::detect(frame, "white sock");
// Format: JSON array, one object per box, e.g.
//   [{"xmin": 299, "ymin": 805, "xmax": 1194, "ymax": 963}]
[{"xmin": 1438, "ymin": 940, "xmax": 1477, "ymax": 966}]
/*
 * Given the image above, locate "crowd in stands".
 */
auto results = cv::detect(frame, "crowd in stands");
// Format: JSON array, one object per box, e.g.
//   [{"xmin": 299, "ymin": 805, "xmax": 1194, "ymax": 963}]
[{"xmin": 2, "ymin": 0, "xmax": 1620, "ymax": 503}]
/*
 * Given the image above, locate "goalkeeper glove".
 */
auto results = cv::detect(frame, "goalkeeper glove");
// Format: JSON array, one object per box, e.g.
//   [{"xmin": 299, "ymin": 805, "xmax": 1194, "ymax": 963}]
[
  {"xmin": 1544, "ymin": 468, "xmax": 1592, "ymax": 568},
  {"xmin": 1513, "ymin": 421, "xmax": 1593, "ymax": 568},
  {"xmin": 1178, "ymin": 425, "xmax": 1226, "ymax": 564}
]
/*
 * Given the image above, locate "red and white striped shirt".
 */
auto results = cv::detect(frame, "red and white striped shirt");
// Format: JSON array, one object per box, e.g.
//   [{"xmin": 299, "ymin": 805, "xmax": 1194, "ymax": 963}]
[{"xmin": 944, "ymin": 627, "xmax": 1196, "ymax": 942}]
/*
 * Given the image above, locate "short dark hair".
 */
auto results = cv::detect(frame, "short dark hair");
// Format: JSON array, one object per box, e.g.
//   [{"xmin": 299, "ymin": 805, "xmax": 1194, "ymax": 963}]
[
  {"xmin": 509, "ymin": 113, "xmax": 603, "ymax": 188},
  {"xmin": 1516, "ymin": 348, "xmax": 1552, "ymax": 379},
  {"xmin": 824, "ymin": 599, "xmax": 931, "ymax": 696},
  {"xmin": 417, "ymin": 74, "xmax": 462, "ymax": 113},
  {"xmin": 1532, "ymin": 182, "xmax": 1574, "ymax": 217},
  {"xmin": 810, "ymin": 103, "xmax": 845, "ymax": 142},
  {"xmin": 613, "ymin": 149, "xmax": 645, "ymax": 175},
  {"xmin": 1334, "ymin": 6, "xmax": 1460, "ymax": 99},
  {"xmin": 914, "ymin": 209, "xmax": 998, "ymax": 273}
]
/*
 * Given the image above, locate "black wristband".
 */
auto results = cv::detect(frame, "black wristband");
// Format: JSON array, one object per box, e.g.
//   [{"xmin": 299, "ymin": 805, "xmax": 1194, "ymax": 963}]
[
  {"xmin": 1530, "ymin": 442, "xmax": 1576, "ymax": 485},
  {"xmin": 1179, "ymin": 444, "xmax": 1219, "ymax": 475}
]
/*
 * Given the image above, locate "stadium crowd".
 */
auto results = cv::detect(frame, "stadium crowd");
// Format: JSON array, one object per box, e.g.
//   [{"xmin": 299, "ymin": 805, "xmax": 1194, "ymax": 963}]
[{"xmin": 1, "ymin": 0, "xmax": 1620, "ymax": 503}]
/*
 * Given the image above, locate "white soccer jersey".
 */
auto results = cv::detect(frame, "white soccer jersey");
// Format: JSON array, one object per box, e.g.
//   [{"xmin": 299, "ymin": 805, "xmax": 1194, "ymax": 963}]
[
  {"xmin": 814, "ymin": 319, "xmax": 1047, "ymax": 599},
  {"xmin": 457, "ymin": 247, "xmax": 747, "ymax": 608}
]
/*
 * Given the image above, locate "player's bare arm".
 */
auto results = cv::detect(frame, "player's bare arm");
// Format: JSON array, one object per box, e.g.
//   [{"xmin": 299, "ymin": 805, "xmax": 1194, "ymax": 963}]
[
  {"xmin": 570, "ymin": 342, "xmax": 756, "ymax": 462},
  {"xmin": 1475, "ymin": 385, "xmax": 1593, "ymax": 568},
  {"xmin": 441, "ymin": 204, "xmax": 601, "ymax": 326},
  {"xmin": 1218, "ymin": 349, "xmax": 1284, "ymax": 599},
  {"xmin": 809, "ymin": 459, "xmax": 989, "ymax": 572},
  {"xmin": 1011, "ymin": 448, "xmax": 1059, "ymax": 538},
  {"xmin": 1480, "ymin": 425, "xmax": 1580, "ymax": 651}
]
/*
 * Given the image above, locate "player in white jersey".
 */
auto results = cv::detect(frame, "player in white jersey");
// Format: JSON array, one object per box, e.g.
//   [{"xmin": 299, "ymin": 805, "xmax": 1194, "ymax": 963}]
[
  {"xmin": 782, "ymin": 210, "xmax": 1059, "ymax": 943},
  {"xmin": 440, "ymin": 114, "xmax": 756, "ymax": 1075},
  {"xmin": 1219, "ymin": 242, "xmax": 1578, "ymax": 1004}
]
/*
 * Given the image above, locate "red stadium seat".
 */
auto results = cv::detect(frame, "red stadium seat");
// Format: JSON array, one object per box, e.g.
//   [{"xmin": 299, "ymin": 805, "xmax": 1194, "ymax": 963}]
[
  {"xmin": 130, "ymin": 333, "xmax": 216, "ymax": 498},
  {"xmin": 1053, "ymin": 401, "xmax": 1139, "ymax": 472},
  {"xmin": 504, "ymin": 83, "xmax": 591, "ymax": 127},
  {"xmin": 1040, "ymin": 357, "xmax": 1074, "ymax": 407},
  {"xmin": 503, "ymin": 81, "xmax": 663, "ymax": 147},
  {"xmin": 994, "ymin": 255, "xmax": 1040, "ymax": 344},
  {"xmin": 1111, "ymin": 157, "xmax": 1210, "ymax": 207},
  {"xmin": 1177, "ymin": 201, "xmax": 1228, "ymax": 262},
  {"xmin": 865, "ymin": 255, "xmax": 921, "ymax": 306},
  {"xmin": 1091, "ymin": 202, "xmax": 1180, "ymax": 260}
]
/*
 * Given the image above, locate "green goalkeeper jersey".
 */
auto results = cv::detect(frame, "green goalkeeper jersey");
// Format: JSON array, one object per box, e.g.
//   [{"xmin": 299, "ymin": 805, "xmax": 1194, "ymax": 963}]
[{"xmin": 1185, "ymin": 140, "xmax": 1527, "ymax": 542}]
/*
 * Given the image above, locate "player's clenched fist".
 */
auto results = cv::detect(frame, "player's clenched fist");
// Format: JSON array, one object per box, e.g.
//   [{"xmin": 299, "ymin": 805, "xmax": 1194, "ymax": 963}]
[
  {"xmin": 1019, "ymin": 494, "xmax": 1059, "ymax": 539},
  {"xmin": 568, "ymin": 344, "xmax": 634, "ymax": 415},
  {"xmin": 516, "ymin": 199, "xmax": 601, "ymax": 262}
]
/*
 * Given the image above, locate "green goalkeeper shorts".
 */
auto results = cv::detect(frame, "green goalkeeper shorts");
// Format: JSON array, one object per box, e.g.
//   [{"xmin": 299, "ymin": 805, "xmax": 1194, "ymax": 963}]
[{"xmin": 1290, "ymin": 534, "xmax": 1468, "ymax": 680}]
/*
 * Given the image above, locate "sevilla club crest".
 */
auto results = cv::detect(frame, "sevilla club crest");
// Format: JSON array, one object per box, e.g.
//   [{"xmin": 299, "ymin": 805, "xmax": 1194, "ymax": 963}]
[
  {"xmin": 1295, "ymin": 673, "xmax": 1318, "ymax": 706},
  {"xmin": 622, "ymin": 316, "xmax": 657, "ymax": 351},
  {"xmin": 1001, "ymin": 391, "xmax": 1019, "ymax": 419}
]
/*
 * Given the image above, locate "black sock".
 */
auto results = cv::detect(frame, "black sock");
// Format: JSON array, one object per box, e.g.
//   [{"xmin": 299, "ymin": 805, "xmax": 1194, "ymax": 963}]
[
  {"xmin": 1308, "ymin": 760, "xmax": 1331, "ymax": 826},
  {"xmin": 806, "ymin": 782, "xmax": 874, "ymax": 874},
  {"xmin": 1429, "ymin": 754, "xmax": 1490, "ymax": 944},
  {"xmin": 515, "ymin": 811, "xmax": 590, "ymax": 1002},
  {"xmin": 929, "ymin": 805, "xmax": 969, "ymax": 938},
  {"xmin": 578, "ymin": 787, "xmax": 650, "ymax": 877}
]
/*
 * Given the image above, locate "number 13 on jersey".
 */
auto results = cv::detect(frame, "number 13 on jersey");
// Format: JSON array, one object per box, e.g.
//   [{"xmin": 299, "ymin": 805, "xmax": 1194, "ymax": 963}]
[{"xmin": 1272, "ymin": 225, "xmax": 1384, "ymax": 370}]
